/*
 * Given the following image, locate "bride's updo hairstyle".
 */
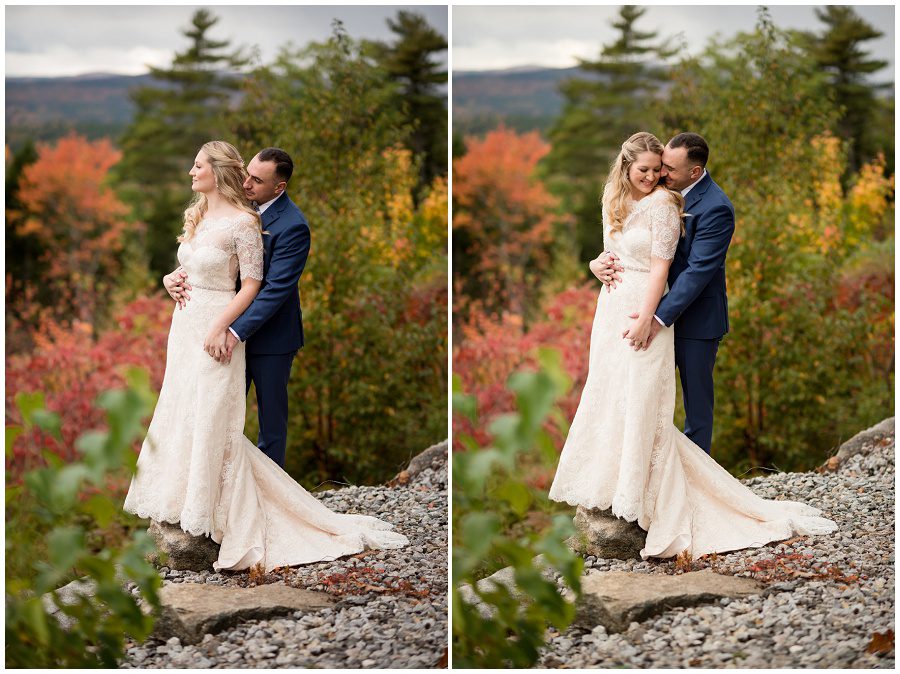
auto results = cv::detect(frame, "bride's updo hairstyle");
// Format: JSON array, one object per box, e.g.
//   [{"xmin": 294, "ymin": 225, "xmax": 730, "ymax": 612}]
[
  {"xmin": 601, "ymin": 131, "xmax": 683, "ymax": 236},
  {"xmin": 179, "ymin": 140, "xmax": 262, "ymax": 242}
]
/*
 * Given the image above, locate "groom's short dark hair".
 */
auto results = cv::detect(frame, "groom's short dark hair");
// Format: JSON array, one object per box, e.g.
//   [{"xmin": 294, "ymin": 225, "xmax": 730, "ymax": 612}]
[
  {"xmin": 669, "ymin": 133, "xmax": 709, "ymax": 168},
  {"xmin": 258, "ymin": 147, "xmax": 294, "ymax": 183}
]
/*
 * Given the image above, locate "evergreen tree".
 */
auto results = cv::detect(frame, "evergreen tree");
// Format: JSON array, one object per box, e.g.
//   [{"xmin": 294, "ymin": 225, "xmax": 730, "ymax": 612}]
[
  {"xmin": 229, "ymin": 22, "xmax": 447, "ymax": 489},
  {"xmin": 116, "ymin": 9, "xmax": 250, "ymax": 276},
  {"xmin": 544, "ymin": 5, "xmax": 679, "ymax": 264},
  {"xmin": 799, "ymin": 6, "xmax": 891, "ymax": 174},
  {"xmin": 5, "ymin": 141, "xmax": 47, "ymax": 322},
  {"xmin": 370, "ymin": 10, "xmax": 448, "ymax": 200}
]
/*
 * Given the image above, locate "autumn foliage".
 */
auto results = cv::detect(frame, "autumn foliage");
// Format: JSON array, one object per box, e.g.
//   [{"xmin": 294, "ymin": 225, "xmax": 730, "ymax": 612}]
[
  {"xmin": 453, "ymin": 126, "xmax": 567, "ymax": 321},
  {"xmin": 7, "ymin": 134, "xmax": 136, "ymax": 332},
  {"xmin": 6, "ymin": 296, "xmax": 172, "ymax": 482}
]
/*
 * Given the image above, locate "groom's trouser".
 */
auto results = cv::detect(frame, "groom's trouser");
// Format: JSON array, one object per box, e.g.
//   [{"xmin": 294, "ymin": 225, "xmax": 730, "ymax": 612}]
[
  {"xmin": 246, "ymin": 351, "xmax": 297, "ymax": 468},
  {"xmin": 674, "ymin": 336, "xmax": 721, "ymax": 454}
]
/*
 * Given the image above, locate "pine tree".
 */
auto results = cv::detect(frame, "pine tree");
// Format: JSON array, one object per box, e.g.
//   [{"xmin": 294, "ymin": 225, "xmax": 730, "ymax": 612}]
[
  {"xmin": 545, "ymin": 5, "xmax": 679, "ymax": 263},
  {"xmin": 799, "ymin": 6, "xmax": 891, "ymax": 174},
  {"xmin": 370, "ymin": 10, "xmax": 448, "ymax": 200},
  {"xmin": 116, "ymin": 9, "xmax": 250, "ymax": 276}
]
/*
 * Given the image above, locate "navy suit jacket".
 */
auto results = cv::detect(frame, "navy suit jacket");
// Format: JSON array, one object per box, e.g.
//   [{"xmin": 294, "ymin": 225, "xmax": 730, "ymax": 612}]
[
  {"xmin": 231, "ymin": 191, "xmax": 310, "ymax": 355},
  {"xmin": 655, "ymin": 173, "xmax": 735, "ymax": 340}
]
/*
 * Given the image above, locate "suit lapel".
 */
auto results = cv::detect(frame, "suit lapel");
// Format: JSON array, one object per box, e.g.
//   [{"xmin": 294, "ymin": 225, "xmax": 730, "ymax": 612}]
[
  {"xmin": 684, "ymin": 172, "xmax": 712, "ymax": 213},
  {"xmin": 262, "ymin": 192, "xmax": 288, "ymax": 229}
]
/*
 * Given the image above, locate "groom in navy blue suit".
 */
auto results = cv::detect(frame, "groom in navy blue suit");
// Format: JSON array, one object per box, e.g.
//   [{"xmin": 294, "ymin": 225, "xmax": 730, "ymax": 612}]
[
  {"xmin": 224, "ymin": 147, "xmax": 310, "ymax": 468},
  {"xmin": 598, "ymin": 133, "xmax": 735, "ymax": 454},
  {"xmin": 166, "ymin": 147, "xmax": 309, "ymax": 468}
]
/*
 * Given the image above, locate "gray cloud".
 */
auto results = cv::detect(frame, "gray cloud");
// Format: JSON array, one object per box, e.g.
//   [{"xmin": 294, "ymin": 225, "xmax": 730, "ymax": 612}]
[
  {"xmin": 5, "ymin": 5, "xmax": 448, "ymax": 77},
  {"xmin": 453, "ymin": 4, "xmax": 894, "ymax": 82}
]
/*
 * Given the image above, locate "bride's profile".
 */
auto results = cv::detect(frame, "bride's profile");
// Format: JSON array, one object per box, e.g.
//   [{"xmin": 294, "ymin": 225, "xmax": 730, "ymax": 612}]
[
  {"xmin": 548, "ymin": 131, "xmax": 837, "ymax": 559},
  {"xmin": 123, "ymin": 140, "xmax": 408, "ymax": 571}
]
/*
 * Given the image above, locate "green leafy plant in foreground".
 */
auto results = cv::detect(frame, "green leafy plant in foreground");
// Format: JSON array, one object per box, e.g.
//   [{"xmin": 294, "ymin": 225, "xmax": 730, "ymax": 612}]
[
  {"xmin": 5, "ymin": 369, "xmax": 162, "ymax": 668},
  {"xmin": 452, "ymin": 348, "xmax": 583, "ymax": 668}
]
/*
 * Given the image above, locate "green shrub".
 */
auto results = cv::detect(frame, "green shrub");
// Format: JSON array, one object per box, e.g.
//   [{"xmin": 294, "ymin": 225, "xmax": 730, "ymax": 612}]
[
  {"xmin": 452, "ymin": 349, "xmax": 583, "ymax": 668},
  {"xmin": 5, "ymin": 369, "xmax": 162, "ymax": 668}
]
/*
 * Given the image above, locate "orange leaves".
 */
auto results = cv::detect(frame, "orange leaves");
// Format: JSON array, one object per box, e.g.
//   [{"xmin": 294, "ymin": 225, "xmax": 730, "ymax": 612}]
[
  {"xmin": 453, "ymin": 126, "xmax": 564, "ymax": 319},
  {"xmin": 10, "ymin": 133, "xmax": 136, "ymax": 326},
  {"xmin": 866, "ymin": 630, "xmax": 894, "ymax": 655}
]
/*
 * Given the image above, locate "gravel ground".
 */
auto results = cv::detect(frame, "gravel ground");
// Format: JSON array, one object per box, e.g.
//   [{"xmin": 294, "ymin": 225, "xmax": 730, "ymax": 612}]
[
  {"xmin": 537, "ymin": 435, "xmax": 895, "ymax": 669},
  {"xmin": 121, "ymin": 463, "xmax": 448, "ymax": 669}
]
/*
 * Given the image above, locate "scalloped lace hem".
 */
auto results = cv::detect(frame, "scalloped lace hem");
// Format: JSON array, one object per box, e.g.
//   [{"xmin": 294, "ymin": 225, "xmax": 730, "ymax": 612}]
[{"xmin": 122, "ymin": 505, "xmax": 214, "ymax": 539}]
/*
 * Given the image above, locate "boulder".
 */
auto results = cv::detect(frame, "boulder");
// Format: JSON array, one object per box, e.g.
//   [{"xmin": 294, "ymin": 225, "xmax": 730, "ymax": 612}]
[
  {"xmin": 153, "ymin": 582, "xmax": 335, "ymax": 645},
  {"xmin": 575, "ymin": 569, "xmax": 764, "ymax": 633},
  {"xmin": 389, "ymin": 440, "xmax": 448, "ymax": 486},
  {"xmin": 568, "ymin": 506, "xmax": 646, "ymax": 560},
  {"xmin": 148, "ymin": 520, "xmax": 220, "ymax": 571},
  {"xmin": 820, "ymin": 417, "xmax": 894, "ymax": 472}
]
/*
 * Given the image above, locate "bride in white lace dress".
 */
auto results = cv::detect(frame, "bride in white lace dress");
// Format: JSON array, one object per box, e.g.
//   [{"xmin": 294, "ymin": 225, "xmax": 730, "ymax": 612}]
[
  {"xmin": 548, "ymin": 132, "xmax": 836, "ymax": 559},
  {"xmin": 123, "ymin": 141, "xmax": 408, "ymax": 571}
]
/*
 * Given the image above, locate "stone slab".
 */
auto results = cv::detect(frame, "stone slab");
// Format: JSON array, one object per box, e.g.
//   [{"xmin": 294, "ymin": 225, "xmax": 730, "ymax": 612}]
[
  {"xmin": 153, "ymin": 582, "xmax": 335, "ymax": 645},
  {"xmin": 575, "ymin": 569, "xmax": 764, "ymax": 633}
]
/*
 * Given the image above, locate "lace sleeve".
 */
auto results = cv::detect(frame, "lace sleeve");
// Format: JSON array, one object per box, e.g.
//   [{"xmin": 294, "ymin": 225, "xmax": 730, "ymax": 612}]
[
  {"xmin": 650, "ymin": 193, "xmax": 681, "ymax": 260},
  {"xmin": 232, "ymin": 215, "xmax": 264, "ymax": 281},
  {"xmin": 600, "ymin": 204, "xmax": 614, "ymax": 255}
]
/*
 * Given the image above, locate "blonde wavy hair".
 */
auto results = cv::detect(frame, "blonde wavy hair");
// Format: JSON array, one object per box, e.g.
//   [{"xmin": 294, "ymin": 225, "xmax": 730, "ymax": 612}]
[
  {"xmin": 601, "ymin": 131, "xmax": 685, "ymax": 236},
  {"xmin": 179, "ymin": 140, "xmax": 262, "ymax": 242}
]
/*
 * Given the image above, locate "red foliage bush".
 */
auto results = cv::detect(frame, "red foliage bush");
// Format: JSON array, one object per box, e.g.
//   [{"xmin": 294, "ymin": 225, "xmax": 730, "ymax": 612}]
[
  {"xmin": 453, "ymin": 282, "xmax": 599, "ymax": 450},
  {"xmin": 6, "ymin": 295, "xmax": 172, "ymax": 479}
]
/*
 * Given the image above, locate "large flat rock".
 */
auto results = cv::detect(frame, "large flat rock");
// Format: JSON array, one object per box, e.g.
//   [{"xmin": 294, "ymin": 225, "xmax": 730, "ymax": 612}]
[
  {"xmin": 153, "ymin": 582, "xmax": 335, "ymax": 645},
  {"xmin": 575, "ymin": 569, "xmax": 764, "ymax": 633}
]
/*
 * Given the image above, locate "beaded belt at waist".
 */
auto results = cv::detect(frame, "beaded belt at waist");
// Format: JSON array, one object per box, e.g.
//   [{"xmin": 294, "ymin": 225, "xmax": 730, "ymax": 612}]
[
  {"xmin": 620, "ymin": 263, "xmax": 650, "ymax": 273},
  {"xmin": 190, "ymin": 284, "xmax": 235, "ymax": 292}
]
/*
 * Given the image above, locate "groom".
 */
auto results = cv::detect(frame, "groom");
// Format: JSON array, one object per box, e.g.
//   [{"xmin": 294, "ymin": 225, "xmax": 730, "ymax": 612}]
[
  {"xmin": 595, "ymin": 132, "xmax": 735, "ymax": 454},
  {"xmin": 166, "ymin": 147, "xmax": 310, "ymax": 468}
]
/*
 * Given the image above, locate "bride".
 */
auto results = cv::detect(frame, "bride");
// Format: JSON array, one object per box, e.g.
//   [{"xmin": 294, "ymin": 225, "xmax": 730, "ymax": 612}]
[
  {"xmin": 123, "ymin": 140, "xmax": 408, "ymax": 571},
  {"xmin": 548, "ymin": 132, "xmax": 836, "ymax": 559}
]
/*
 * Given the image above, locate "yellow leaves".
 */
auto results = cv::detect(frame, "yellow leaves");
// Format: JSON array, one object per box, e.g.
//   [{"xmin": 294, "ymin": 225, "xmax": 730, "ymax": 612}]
[{"xmin": 849, "ymin": 154, "xmax": 894, "ymax": 237}]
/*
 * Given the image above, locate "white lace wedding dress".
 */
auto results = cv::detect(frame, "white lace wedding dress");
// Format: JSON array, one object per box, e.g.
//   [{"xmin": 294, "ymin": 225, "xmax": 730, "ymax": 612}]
[
  {"xmin": 548, "ymin": 188, "xmax": 837, "ymax": 559},
  {"xmin": 123, "ymin": 213, "xmax": 408, "ymax": 571}
]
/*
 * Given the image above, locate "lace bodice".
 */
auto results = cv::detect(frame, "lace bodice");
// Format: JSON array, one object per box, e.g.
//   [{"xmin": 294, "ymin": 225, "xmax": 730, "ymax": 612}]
[
  {"xmin": 176, "ymin": 213, "xmax": 264, "ymax": 291},
  {"xmin": 603, "ymin": 188, "xmax": 680, "ymax": 272}
]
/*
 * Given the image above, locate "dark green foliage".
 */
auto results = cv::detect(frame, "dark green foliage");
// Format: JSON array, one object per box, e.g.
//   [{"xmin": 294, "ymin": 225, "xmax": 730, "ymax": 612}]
[
  {"xmin": 4, "ymin": 140, "xmax": 47, "ymax": 317},
  {"xmin": 544, "ymin": 5, "xmax": 680, "ymax": 264},
  {"xmin": 798, "ymin": 6, "xmax": 892, "ymax": 175},
  {"xmin": 453, "ymin": 350, "xmax": 583, "ymax": 668},
  {"xmin": 5, "ymin": 370, "xmax": 162, "ymax": 668},
  {"xmin": 231, "ymin": 22, "xmax": 447, "ymax": 489},
  {"xmin": 115, "ymin": 9, "xmax": 251, "ymax": 276},
  {"xmin": 662, "ymin": 8, "xmax": 893, "ymax": 473},
  {"xmin": 370, "ymin": 10, "xmax": 448, "ymax": 199}
]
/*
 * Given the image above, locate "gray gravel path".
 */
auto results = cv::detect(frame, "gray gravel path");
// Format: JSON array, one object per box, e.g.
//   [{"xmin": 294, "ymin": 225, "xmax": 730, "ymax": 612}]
[
  {"xmin": 539, "ymin": 435, "xmax": 895, "ymax": 669},
  {"xmin": 121, "ymin": 463, "xmax": 448, "ymax": 669}
]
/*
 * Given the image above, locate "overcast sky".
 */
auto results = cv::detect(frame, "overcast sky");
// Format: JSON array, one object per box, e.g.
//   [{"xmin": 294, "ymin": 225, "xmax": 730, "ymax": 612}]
[
  {"xmin": 453, "ymin": 4, "xmax": 895, "ymax": 82},
  {"xmin": 5, "ymin": 4, "xmax": 448, "ymax": 78}
]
